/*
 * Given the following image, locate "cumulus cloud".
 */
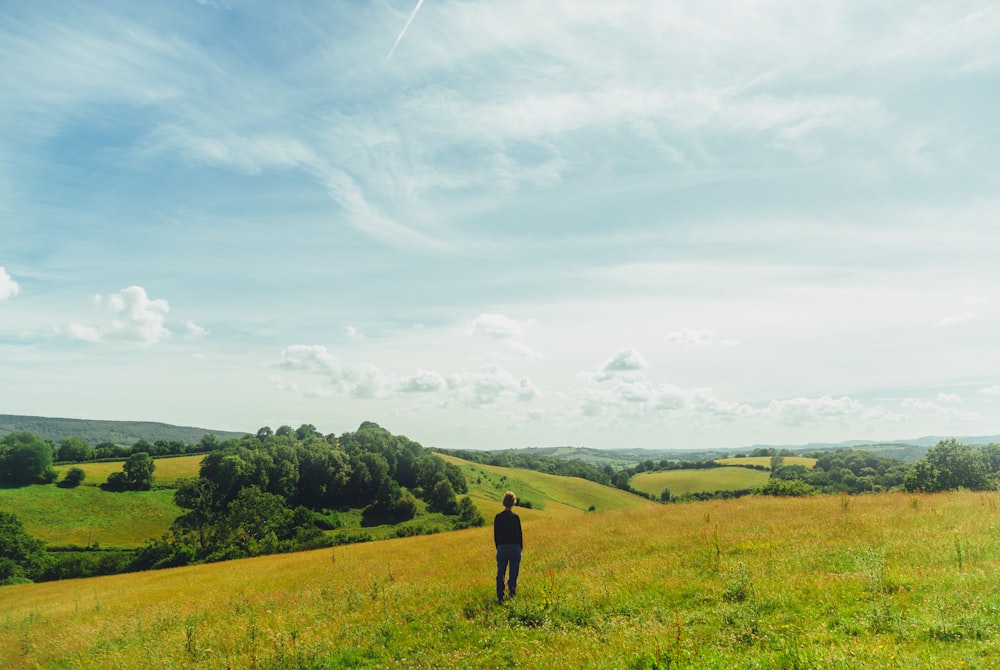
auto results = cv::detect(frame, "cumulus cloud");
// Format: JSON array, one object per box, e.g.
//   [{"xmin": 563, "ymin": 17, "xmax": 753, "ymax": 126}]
[
  {"xmin": 665, "ymin": 328, "xmax": 740, "ymax": 347},
  {"xmin": 0, "ymin": 267, "xmax": 21, "ymax": 301},
  {"xmin": 398, "ymin": 369, "xmax": 447, "ymax": 393},
  {"xmin": 579, "ymin": 375, "xmax": 752, "ymax": 422},
  {"xmin": 978, "ymin": 385, "xmax": 1000, "ymax": 397},
  {"xmin": 446, "ymin": 364, "xmax": 539, "ymax": 406},
  {"xmin": 596, "ymin": 347, "xmax": 648, "ymax": 380},
  {"xmin": 277, "ymin": 344, "xmax": 390, "ymax": 398},
  {"xmin": 276, "ymin": 346, "xmax": 539, "ymax": 407},
  {"xmin": 68, "ymin": 286, "xmax": 171, "ymax": 346}
]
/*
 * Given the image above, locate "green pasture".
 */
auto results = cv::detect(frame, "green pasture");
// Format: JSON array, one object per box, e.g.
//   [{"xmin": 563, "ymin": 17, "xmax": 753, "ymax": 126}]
[
  {"xmin": 715, "ymin": 455, "xmax": 817, "ymax": 469},
  {"xmin": 52, "ymin": 454, "xmax": 204, "ymax": 485},
  {"xmin": 0, "ymin": 484, "xmax": 180, "ymax": 548},
  {"xmin": 630, "ymin": 466, "xmax": 770, "ymax": 497},
  {"xmin": 440, "ymin": 453, "xmax": 656, "ymax": 517}
]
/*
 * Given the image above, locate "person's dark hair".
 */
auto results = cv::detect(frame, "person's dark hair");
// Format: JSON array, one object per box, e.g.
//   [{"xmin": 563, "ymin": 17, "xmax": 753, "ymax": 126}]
[{"xmin": 502, "ymin": 491, "xmax": 516, "ymax": 508}]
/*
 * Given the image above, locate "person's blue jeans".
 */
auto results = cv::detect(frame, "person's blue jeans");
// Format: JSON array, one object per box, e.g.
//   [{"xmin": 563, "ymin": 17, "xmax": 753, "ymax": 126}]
[{"xmin": 496, "ymin": 544, "xmax": 521, "ymax": 602}]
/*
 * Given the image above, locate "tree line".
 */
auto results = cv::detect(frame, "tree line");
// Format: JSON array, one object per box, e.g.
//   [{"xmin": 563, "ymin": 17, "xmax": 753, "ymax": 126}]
[{"xmin": 1, "ymin": 422, "xmax": 484, "ymax": 584}]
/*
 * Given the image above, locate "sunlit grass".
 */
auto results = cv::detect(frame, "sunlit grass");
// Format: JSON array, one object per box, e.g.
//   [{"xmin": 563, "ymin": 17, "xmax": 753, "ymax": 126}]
[
  {"xmin": 3, "ymin": 491, "xmax": 998, "ymax": 668},
  {"xmin": 440, "ymin": 453, "xmax": 657, "ymax": 517},
  {"xmin": 52, "ymin": 454, "xmax": 204, "ymax": 485},
  {"xmin": 715, "ymin": 456, "xmax": 817, "ymax": 469},
  {"xmin": 630, "ymin": 467, "xmax": 770, "ymax": 497},
  {"xmin": 0, "ymin": 484, "xmax": 179, "ymax": 547}
]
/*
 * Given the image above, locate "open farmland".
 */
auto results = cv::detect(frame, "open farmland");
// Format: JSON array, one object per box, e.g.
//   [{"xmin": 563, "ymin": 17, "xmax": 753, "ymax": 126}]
[
  {"xmin": 2, "ymin": 491, "xmax": 998, "ymax": 669},
  {"xmin": 715, "ymin": 456, "xmax": 818, "ymax": 469},
  {"xmin": 52, "ymin": 454, "xmax": 204, "ymax": 486},
  {"xmin": 630, "ymin": 467, "xmax": 770, "ymax": 497}
]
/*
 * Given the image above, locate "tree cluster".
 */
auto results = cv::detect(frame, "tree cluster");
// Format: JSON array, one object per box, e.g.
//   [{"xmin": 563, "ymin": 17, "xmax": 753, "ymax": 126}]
[
  {"xmin": 142, "ymin": 422, "xmax": 481, "ymax": 568},
  {"xmin": 0, "ymin": 432, "xmax": 57, "ymax": 486},
  {"xmin": 902, "ymin": 439, "xmax": 1000, "ymax": 492}
]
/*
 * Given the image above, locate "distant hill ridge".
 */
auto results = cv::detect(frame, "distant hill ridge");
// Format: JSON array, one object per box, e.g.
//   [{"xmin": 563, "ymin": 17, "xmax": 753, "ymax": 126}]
[
  {"xmin": 1, "ymin": 413, "xmax": 997, "ymax": 459},
  {"xmin": 0, "ymin": 414, "xmax": 248, "ymax": 446}
]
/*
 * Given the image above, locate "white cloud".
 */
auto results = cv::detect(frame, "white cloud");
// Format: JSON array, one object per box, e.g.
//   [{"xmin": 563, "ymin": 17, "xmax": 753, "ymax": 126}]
[
  {"xmin": 277, "ymin": 344, "xmax": 391, "ymax": 399},
  {"xmin": 467, "ymin": 313, "xmax": 534, "ymax": 339},
  {"xmin": 276, "ymin": 346, "xmax": 538, "ymax": 407},
  {"xmin": 185, "ymin": 321, "xmax": 209, "ymax": 338},
  {"xmin": 978, "ymin": 385, "xmax": 1000, "ymax": 397},
  {"xmin": 0, "ymin": 267, "xmax": 20, "ymax": 301},
  {"xmin": 399, "ymin": 369, "xmax": 447, "ymax": 393},
  {"xmin": 599, "ymin": 347, "xmax": 648, "ymax": 377},
  {"xmin": 67, "ymin": 286, "xmax": 171, "ymax": 346},
  {"xmin": 446, "ymin": 364, "xmax": 539, "ymax": 406},
  {"xmin": 665, "ymin": 328, "xmax": 740, "ymax": 347}
]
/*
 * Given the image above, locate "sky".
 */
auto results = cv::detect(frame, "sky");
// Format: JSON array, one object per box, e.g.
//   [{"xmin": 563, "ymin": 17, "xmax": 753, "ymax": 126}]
[{"xmin": 2, "ymin": 0, "xmax": 999, "ymax": 452}]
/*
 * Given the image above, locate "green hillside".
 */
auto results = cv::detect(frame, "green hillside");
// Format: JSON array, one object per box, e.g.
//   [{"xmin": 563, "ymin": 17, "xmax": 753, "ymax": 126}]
[
  {"xmin": 439, "ymin": 453, "xmax": 656, "ymax": 517},
  {"xmin": 0, "ymin": 414, "xmax": 246, "ymax": 446},
  {"xmin": 0, "ymin": 485, "xmax": 179, "ymax": 548}
]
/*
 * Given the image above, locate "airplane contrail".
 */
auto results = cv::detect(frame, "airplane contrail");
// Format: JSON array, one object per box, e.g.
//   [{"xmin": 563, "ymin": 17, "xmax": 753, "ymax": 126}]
[{"xmin": 386, "ymin": 0, "xmax": 426, "ymax": 61}]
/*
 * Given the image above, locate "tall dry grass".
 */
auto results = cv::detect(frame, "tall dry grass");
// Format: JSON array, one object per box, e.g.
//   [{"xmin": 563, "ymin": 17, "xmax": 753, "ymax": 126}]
[{"xmin": 2, "ymin": 491, "xmax": 999, "ymax": 668}]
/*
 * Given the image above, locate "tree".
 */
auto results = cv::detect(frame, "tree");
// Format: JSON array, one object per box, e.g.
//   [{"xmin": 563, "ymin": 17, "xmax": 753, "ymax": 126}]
[
  {"xmin": 428, "ymin": 478, "xmax": 458, "ymax": 514},
  {"xmin": 924, "ymin": 439, "xmax": 988, "ymax": 491},
  {"xmin": 0, "ymin": 511, "xmax": 50, "ymax": 583},
  {"xmin": 0, "ymin": 432, "xmax": 55, "ymax": 486},
  {"xmin": 57, "ymin": 437, "xmax": 92, "ymax": 462},
  {"xmin": 454, "ymin": 496, "xmax": 484, "ymax": 529},
  {"xmin": 115, "ymin": 452, "xmax": 156, "ymax": 490},
  {"xmin": 660, "ymin": 487, "xmax": 672, "ymax": 502},
  {"xmin": 903, "ymin": 460, "xmax": 939, "ymax": 492},
  {"xmin": 61, "ymin": 467, "xmax": 86, "ymax": 488}
]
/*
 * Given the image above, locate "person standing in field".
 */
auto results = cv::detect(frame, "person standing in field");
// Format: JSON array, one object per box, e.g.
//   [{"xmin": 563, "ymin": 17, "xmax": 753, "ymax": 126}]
[{"xmin": 494, "ymin": 490, "xmax": 523, "ymax": 604}]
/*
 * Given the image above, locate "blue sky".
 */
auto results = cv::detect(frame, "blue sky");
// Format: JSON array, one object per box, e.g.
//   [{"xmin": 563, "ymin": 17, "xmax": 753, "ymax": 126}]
[{"xmin": 2, "ymin": 0, "xmax": 999, "ymax": 451}]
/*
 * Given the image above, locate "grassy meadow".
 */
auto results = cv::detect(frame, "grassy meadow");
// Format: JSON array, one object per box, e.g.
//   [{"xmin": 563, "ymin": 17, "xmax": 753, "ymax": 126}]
[
  {"xmin": 715, "ymin": 456, "xmax": 818, "ymax": 469},
  {"xmin": 440, "ymin": 454, "xmax": 657, "ymax": 517},
  {"xmin": 2, "ymin": 490, "xmax": 999, "ymax": 669},
  {"xmin": 52, "ymin": 454, "xmax": 205, "ymax": 486},
  {"xmin": 630, "ymin": 467, "xmax": 770, "ymax": 498},
  {"xmin": 0, "ymin": 485, "xmax": 179, "ymax": 548}
]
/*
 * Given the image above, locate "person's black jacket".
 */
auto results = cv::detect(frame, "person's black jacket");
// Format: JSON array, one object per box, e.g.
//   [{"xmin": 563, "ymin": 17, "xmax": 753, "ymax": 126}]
[{"xmin": 493, "ymin": 509, "xmax": 523, "ymax": 549}]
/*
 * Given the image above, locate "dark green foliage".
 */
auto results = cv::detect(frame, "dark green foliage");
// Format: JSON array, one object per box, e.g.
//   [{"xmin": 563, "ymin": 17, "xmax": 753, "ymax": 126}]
[
  {"xmin": 454, "ymin": 496, "xmax": 485, "ymax": 529},
  {"xmin": 103, "ymin": 452, "xmax": 156, "ymax": 491},
  {"xmin": 904, "ymin": 439, "xmax": 994, "ymax": 492},
  {"xmin": 56, "ymin": 437, "xmax": 92, "ymax": 462},
  {"xmin": 60, "ymin": 467, "xmax": 86, "ymax": 487},
  {"xmin": 757, "ymin": 478, "xmax": 816, "ymax": 497},
  {"xmin": 0, "ymin": 511, "xmax": 51, "ymax": 584},
  {"xmin": 0, "ymin": 431, "xmax": 55, "ymax": 485}
]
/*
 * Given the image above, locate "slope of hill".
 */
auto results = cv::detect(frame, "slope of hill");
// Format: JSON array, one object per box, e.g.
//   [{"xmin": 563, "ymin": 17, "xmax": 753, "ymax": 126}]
[
  {"xmin": 439, "ymin": 453, "xmax": 655, "ymax": 517},
  {"xmin": 2, "ymin": 491, "xmax": 996, "ymax": 669},
  {"xmin": 0, "ymin": 414, "xmax": 247, "ymax": 445}
]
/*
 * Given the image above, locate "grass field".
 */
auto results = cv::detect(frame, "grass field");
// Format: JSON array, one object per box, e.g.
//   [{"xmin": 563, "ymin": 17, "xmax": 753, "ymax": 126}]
[
  {"xmin": 52, "ymin": 454, "xmax": 204, "ymax": 485},
  {"xmin": 0, "ymin": 485, "xmax": 179, "ymax": 548},
  {"xmin": 630, "ymin": 467, "xmax": 771, "ymax": 497},
  {"xmin": 2, "ymin": 491, "xmax": 998, "ymax": 669},
  {"xmin": 440, "ymin": 454, "xmax": 657, "ymax": 518},
  {"xmin": 715, "ymin": 456, "xmax": 817, "ymax": 469}
]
